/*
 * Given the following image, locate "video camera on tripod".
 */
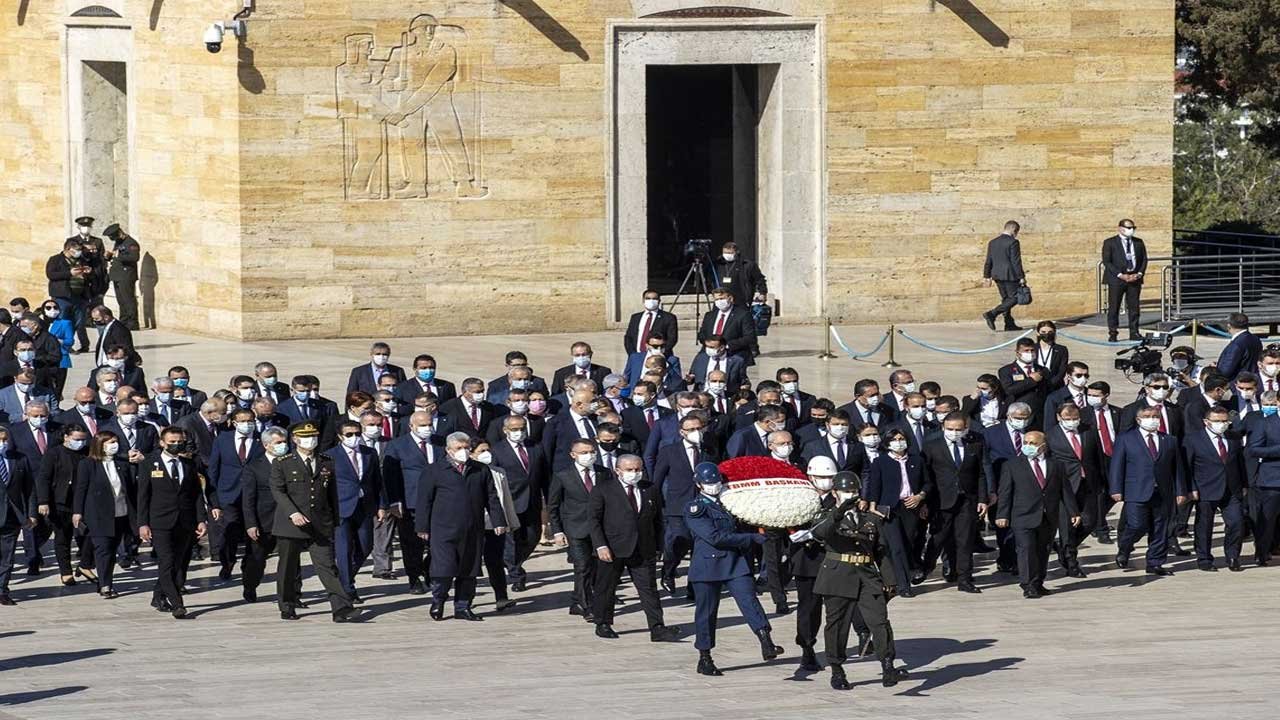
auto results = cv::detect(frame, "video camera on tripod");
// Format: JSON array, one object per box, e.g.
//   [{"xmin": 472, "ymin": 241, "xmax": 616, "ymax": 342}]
[
  {"xmin": 683, "ymin": 237, "xmax": 712, "ymax": 258},
  {"xmin": 1114, "ymin": 332, "xmax": 1173, "ymax": 379}
]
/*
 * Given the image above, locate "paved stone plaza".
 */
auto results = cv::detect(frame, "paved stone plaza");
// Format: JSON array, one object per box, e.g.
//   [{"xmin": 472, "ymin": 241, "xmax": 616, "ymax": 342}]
[{"xmin": 0, "ymin": 321, "xmax": 1271, "ymax": 719}]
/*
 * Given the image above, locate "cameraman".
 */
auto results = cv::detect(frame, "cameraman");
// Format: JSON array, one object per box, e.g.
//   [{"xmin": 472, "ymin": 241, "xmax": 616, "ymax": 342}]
[
  {"xmin": 712, "ymin": 241, "xmax": 767, "ymax": 308},
  {"xmin": 1167, "ymin": 346, "xmax": 1204, "ymax": 400}
]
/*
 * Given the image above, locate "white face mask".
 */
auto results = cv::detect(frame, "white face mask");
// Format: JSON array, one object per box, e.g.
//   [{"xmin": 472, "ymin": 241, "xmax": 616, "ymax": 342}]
[
  {"xmin": 631, "ymin": 394, "xmax": 650, "ymax": 407},
  {"xmin": 297, "ymin": 437, "xmax": 318, "ymax": 450},
  {"xmin": 827, "ymin": 424, "xmax": 849, "ymax": 440},
  {"xmin": 1239, "ymin": 388, "xmax": 1255, "ymax": 400},
  {"xmin": 925, "ymin": 399, "xmax": 936, "ymax": 410},
  {"xmin": 449, "ymin": 449, "xmax": 469, "ymax": 464},
  {"xmin": 411, "ymin": 425, "xmax": 433, "ymax": 440},
  {"xmin": 236, "ymin": 421, "xmax": 255, "ymax": 435},
  {"xmin": 1059, "ymin": 419, "xmax": 1080, "ymax": 432},
  {"xmin": 722, "ymin": 253, "xmax": 736, "ymax": 262},
  {"xmin": 643, "ymin": 298, "xmax": 660, "ymax": 311},
  {"xmin": 772, "ymin": 445, "xmax": 793, "ymax": 460},
  {"xmin": 102, "ymin": 381, "xmax": 119, "ymax": 393},
  {"xmin": 700, "ymin": 482, "xmax": 724, "ymax": 496},
  {"xmin": 943, "ymin": 429, "xmax": 965, "ymax": 443},
  {"xmin": 706, "ymin": 382, "xmax": 726, "ymax": 396},
  {"xmin": 118, "ymin": 413, "xmax": 136, "ymax": 427},
  {"xmin": 362, "ymin": 425, "xmax": 381, "ymax": 439},
  {"xmin": 714, "ymin": 298, "xmax": 731, "ymax": 312},
  {"xmin": 1086, "ymin": 395, "xmax": 1105, "ymax": 408},
  {"xmin": 1208, "ymin": 421, "xmax": 1229, "ymax": 436},
  {"xmin": 907, "ymin": 407, "xmax": 926, "ymax": 420},
  {"xmin": 156, "ymin": 392, "xmax": 172, "ymax": 403},
  {"xmin": 620, "ymin": 470, "xmax": 642, "ymax": 485},
  {"xmin": 860, "ymin": 434, "xmax": 880, "ymax": 448},
  {"xmin": 1120, "ymin": 227, "xmax": 1134, "ymax": 238},
  {"xmin": 470, "ymin": 392, "xmax": 485, "ymax": 404},
  {"xmin": 888, "ymin": 439, "xmax": 908, "ymax": 453},
  {"xmin": 27, "ymin": 416, "xmax": 48, "ymax": 429},
  {"xmin": 1263, "ymin": 364, "xmax": 1280, "ymax": 378},
  {"xmin": 475, "ymin": 451, "xmax": 493, "ymax": 465},
  {"xmin": 836, "ymin": 491, "xmax": 857, "ymax": 504},
  {"xmin": 574, "ymin": 452, "xmax": 597, "ymax": 469},
  {"xmin": 863, "ymin": 394, "xmax": 880, "ymax": 408},
  {"xmin": 705, "ymin": 347, "xmax": 723, "ymax": 358},
  {"xmin": 237, "ymin": 388, "xmax": 256, "ymax": 401},
  {"xmin": 103, "ymin": 443, "xmax": 120, "ymax": 455},
  {"xmin": 1018, "ymin": 352, "xmax": 1036, "ymax": 364},
  {"xmin": 781, "ymin": 381, "xmax": 798, "ymax": 395},
  {"xmin": 1008, "ymin": 417, "xmax": 1029, "ymax": 431},
  {"xmin": 1138, "ymin": 417, "xmax": 1161, "ymax": 432},
  {"xmin": 509, "ymin": 400, "xmax": 529, "ymax": 415},
  {"xmin": 1070, "ymin": 375, "xmax": 1089, "ymax": 389},
  {"xmin": 506, "ymin": 430, "xmax": 526, "ymax": 444},
  {"xmin": 1147, "ymin": 388, "xmax": 1168, "ymax": 402},
  {"xmin": 900, "ymin": 382, "xmax": 916, "ymax": 394},
  {"xmin": 812, "ymin": 477, "xmax": 834, "ymax": 492},
  {"xmin": 684, "ymin": 430, "xmax": 702, "ymax": 446},
  {"xmin": 371, "ymin": 354, "xmax": 389, "ymax": 366},
  {"xmin": 341, "ymin": 435, "xmax": 361, "ymax": 449}
]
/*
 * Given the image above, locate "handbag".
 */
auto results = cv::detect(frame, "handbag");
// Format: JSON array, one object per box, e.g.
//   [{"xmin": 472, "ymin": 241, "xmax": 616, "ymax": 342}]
[{"xmin": 1014, "ymin": 285, "xmax": 1033, "ymax": 306}]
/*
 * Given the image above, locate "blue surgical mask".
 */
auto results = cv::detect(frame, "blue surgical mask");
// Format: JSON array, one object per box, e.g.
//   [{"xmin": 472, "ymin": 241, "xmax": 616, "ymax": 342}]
[
  {"xmin": 417, "ymin": 368, "xmax": 436, "ymax": 382},
  {"xmin": 1021, "ymin": 444, "xmax": 1041, "ymax": 457},
  {"xmin": 17, "ymin": 350, "xmax": 34, "ymax": 362},
  {"xmin": 173, "ymin": 378, "xmax": 189, "ymax": 388},
  {"xmin": 1264, "ymin": 406, "xmax": 1278, "ymax": 418}
]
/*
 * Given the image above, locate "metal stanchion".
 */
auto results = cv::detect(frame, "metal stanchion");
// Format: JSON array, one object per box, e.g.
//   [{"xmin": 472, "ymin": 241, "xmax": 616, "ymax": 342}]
[
  {"xmin": 881, "ymin": 324, "xmax": 901, "ymax": 368},
  {"xmin": 818, "ymin": 318, "xmax": 836, "ymax": 360},
  {"xmin": 1191, "ymin": 319, "xmax": 1199, "ymax": 352}
]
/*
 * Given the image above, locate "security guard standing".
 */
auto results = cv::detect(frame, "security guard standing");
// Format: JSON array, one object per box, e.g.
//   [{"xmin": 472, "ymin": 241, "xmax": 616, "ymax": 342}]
[
  {"xmin": 685, "ymin": 462, "xmax": 782, "ymax": 676},
  {"xmin": 811, "ymin": 471, "xmax": 909, "ymax": 690},
  {"xmin": 269, "ymin": 421, "xmax": 363, "ymax": 623},
  {"xmin": 67, "ymin": 216, "xmax": 107, "ymax": 353},
  {"xmin": 102, "ymin": 223, "xmax": 140, "ymax": 331},
  {"xmin": 791, "ymin": 456, "xmax": 838, "ymax": 672}
]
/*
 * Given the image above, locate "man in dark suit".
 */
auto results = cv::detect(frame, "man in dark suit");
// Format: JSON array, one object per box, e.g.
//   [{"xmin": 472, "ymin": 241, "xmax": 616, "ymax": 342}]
[
  {"xmin": 489, "ymin": 414, "xmax": 547, "ymax": 591},
  {"xmin": 543, "ymin": 388, "xmax": 601, "ymax": 471},
  {"xmin": 137, "ymin": 427, "xmax": 207, "ymax": 618},
  {"xmin": 167, "ymin": 367, "xmax": 208, "ymax": 410},
  {"xmin": 486, "ymin": 389, "xmax": 546, "ymax": 445},
  {"xmin": 1109, "ymin": 406, "xmax": 1186, "ymax": 575},
  {"xmin": 1043, "ymin": 362, "xmax": 1092, "ymax": 430},
  {"xmin": 0, "ymin": 368, "xmax": 56, "ymax": 425},
  {"xmin": 416, "ymin": 431, "xmax": 506, "ymax": 620},
  {"xmin": 206, "ymin": 408, "xmax": 262, "ymax": 578},
  {"xmin": 241, "ymin": 428, "xmax": 288, "ymax": 602},
  {"xmin": 548, "ymin": 438, "xmax": 610, "ymax": 618},
  {"xmin": 345, "ymin": 342, "xmax": 406, "ymax": 395},
  {"xmin": 56, "ymin": 387, "xmax": 112, "ymax": 437},
  {"xmin": 982, "ymin": 402, "xmax": 1034, "ymax": 573},
  {"xmin": 383, "ymin": 411, "xmax": 442, "ymax": 593},
  {"xmin": 1185, "ymin": 405, "xmax": 1247, "ymax": 571},
  {"xmin": 145, "ymin": 377, "xmax": 192, "ymax": 427},
  {"xmin": 621, "ymin": 381, "xmax": 671, "ymax": 450},
  {"xmin": 981, "ymin": 220, "xmax": 1026, "ymax": 331},
  {"xmin": 175, "ymin": 398, "xmax": 226, "ymax": 469},
  {"xmin": 440, "ymin": 378, "xmax": 497, "ymax": 441},
  {"xmin": 46, "ymin": 238, "xmax": 92, "ymax": 352},
  {"xmin": 1246, "ymin": 406, "xmax": 1280, "ymax": 565},
  {"xmin": 590, "ymin": 453, "xmax": 679, "ymax": 641},
  {"xmin": 697, "ymin": 288, "xmax": 756, "ymax": 365},
  {"xmin": 1045, "ymin": 404, "xmax": 1103, "ymax": 577},
  {"xmin": 1101, "ymin": 219, "xmax": 1147, "ymax": 341},
  {"xmin": 1182, "ymin": 373, "xmax": 1232, "ymax": 434},
  {"xmin": 686, "ymin": 335, "xmax": 747, "ymax": 391},
  {"xmin": 550, "ymin": 342, "xmax": 613, "ymax": 397},
  {"xmin": 624, "ymin": 290, "xmax": 680, "ymax": 354},
  {"xmin": 887, "ymin": 393, "xmax": 937, "ymax": 457},
  {"xmin": 484, "ymin": 352, "xmax": 547, "ymax": 406},
  {"xmin": 996, "ymin": 432, "xmax": 1079, "ymax": 598},
  {"xmin": 1119, "ymin": 373, "xmax": 1183, "ymax": 438},
  {"xmin": 0, "ymin": 427, "xmax": 36, "ymax": 605},
  {"xmin": 653, "ymin": 412, "xmax": 718, "ymax": 597},
  {"xmin": 1217, "ymin": 313, "xmax": 1264, "ymax": 381},
  {"xmin": 998, "ymin": 338, "xmax": 1050, "ymax": 430},
  {"xmin": 88, "ymin": 305, "xmax": 137, "ymax": 369},
  {"xmin": 271, "ymin": 421, "xmax": 361, "ymax": 622},
  {"xmin": 325, "ymin": 420, "xmax": 383, "ymax": 602},
  {"xmin": 840, "ymin": 379, "xmax": 894, "ymax": 432},
  {"xmin": 919, "ymin": 413, "xmax": 987, "ymax": 593},
  {"xmin": 776, "ymin": 367, "xmax": 816, "ymax": 424},
  {"xmin": 801, "ymin": 410, "xmax": 858, "ymax": 473},
  {"xmin": 711, "ymin": 240, "xmax": 768, "ymax": 307}
]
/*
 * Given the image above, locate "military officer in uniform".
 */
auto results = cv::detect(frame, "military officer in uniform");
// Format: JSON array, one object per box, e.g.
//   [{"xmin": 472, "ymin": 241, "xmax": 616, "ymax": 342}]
[
  {"xmin": 684, "ymin": 462, "xmax": 781, "ymax": 676},
  {"xmin": 791, "ymin": 456, "xmax": 839, "ymax": 672},
  {"xmin": 811, "ymin": 471, "xmax": 909, "ymax": 691},
  {"xmin": 269, "ymin": 421, "xmax": 363, "ymax": 623},
  {"xmin": 102, "ymin": 224, "xmax": 140, "ymax": 331}
]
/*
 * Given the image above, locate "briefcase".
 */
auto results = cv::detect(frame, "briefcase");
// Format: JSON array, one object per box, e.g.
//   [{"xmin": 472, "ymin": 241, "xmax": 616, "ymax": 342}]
[{"xmin": 1015, "ymin": 285, "xmax": 1033, "ymax": 305}]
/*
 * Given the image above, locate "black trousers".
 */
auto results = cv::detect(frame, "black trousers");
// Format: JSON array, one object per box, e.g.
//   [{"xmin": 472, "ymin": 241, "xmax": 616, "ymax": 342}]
[
  {"xmin": 1057, "ymin": 488, "xmax": 1094, "ymax": 572},
  {"xmin": 113, "ymin": 277, "xmax": 139, "ymax": 330},
  {"xmin": 152, "ymin": 526, "xmax": 194, "ymax": 610},
  {"xmin": 49, "ymin": 506, "xmax": 92, "ymax": 576},
  {"xmin": 1196, "ymin": 495, "xmax": 1244, "ymax": 567},
  {"xmin": 394, "ymin": 511, "xmax": 427, "ymax": 582},
  {"xmin": 276, "ymin": 534, "xmax": 353, "ymax": 615},
  {"xmin": 21, "ymin": 515, "xmax": 52, "ymax": 567},
  {"xmin": 1253, "ymin": 487, "xmax": 1280, "ymax": 562},
  {"xmin": 1013, "ymin": 522, "xmax": 1054, "ymax": 589},
  {"xmin": 1106, "ymin": 281, "xmax": 1142, "ymax": 337},
  {"xmin": 823, "ymin": 584, "xmax": 893, "ymax": 665},
  {"xmin": 793, "ymin": 575, "xmax": 822, "ymax": 647},
  {"xmin": 92, "ymin": 520, "xmax": 129, "ymax": 590},
  {"xmin": 593, "ymin": 551, "xmax": 664, "ymax": 628},
  {"xmin": 211, "ymin": 501, "xmax": 246, "ymax": 571},
  {"xmin": 761, "ymin": 530, "xmax": 792, "ymax": 606},
  {"xmin": 482, "ymin": 530, "xmax": 508, "ymax": 601},
  {"xmin": 987, "ymin": 280, "xmax": 1021, "ymax": 327},
  {"xmin": 242, "ymin": 531, "xmax": 277, "ymax": 593},
  {"xmin": 566, "ymin": 535, "xmax": 597, "ymax": 610},
  {"xmin": 505, "ymin": 507, "xmax": 541, "ymax": 585},
  {"xmin": 884, "ymin": 510, "xmax": 923, "ymax": 587},
  {"xmin": 921, "ymin": 499, "xmax": 976, "ymax": 581}
]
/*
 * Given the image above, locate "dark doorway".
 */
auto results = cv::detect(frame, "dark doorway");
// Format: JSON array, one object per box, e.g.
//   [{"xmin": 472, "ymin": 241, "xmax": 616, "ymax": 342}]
[{"xmin": 646, "ymin": 64, "xmax": 758, "ymax": 295}]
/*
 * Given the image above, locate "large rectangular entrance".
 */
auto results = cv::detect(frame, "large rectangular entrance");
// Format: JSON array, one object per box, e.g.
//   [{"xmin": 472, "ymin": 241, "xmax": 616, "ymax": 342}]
[{"xmin": 645, "ymin": 64, "xmax": 759, "ymax": 295}]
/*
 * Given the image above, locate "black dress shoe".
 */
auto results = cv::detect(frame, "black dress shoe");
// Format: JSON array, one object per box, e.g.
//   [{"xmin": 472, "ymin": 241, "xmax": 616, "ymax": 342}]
[
  {"xmin": 26, "ymin": 559, "xmax": 40, "ymax": 576},
  {"xmin": 292, "ymin": 599, "xmax": 309, "ymax": 609},
  {"xmin": 1095, "ymin": 531, "xmax": 1114, "ymax": 545},
  {"xmin": 942, "ymin": 571, "xmax": 958, "ymax": 583},
  {"xmin": 697, "ymin": 652, "xmax": 723, "ymax": 677},
  {"xmin": 218, "ymin": 564, "xmax": 233, "ymax": 581},
  {"xmin": 595, "ymin": 623, "xmax": 619, "ymax": 639},
  {"xmin": 830, "ymin": 663, "xmax": 850, "ymax": 690},
  {"xmin": 151, "ymin": 597, "xmax": 171, "ymax": 612},
  {"xmin": 774, "ymin": 602, "xmax": 792, "ymax": 615},
  {"xmin": 1145, "ymin": 566, "xmax": 1173, "ymax": 576},
  {"xmin": 100, "ymin": 589, "xmax": 119, "ymax": 599},
  {"xmin": 1023, "ymin": 587, "xmax": 1042, "ymax": 599},
  {"xmin": 408, "ymin": 579, "xmax": 427, "ymax": 595},
  {"xmin": 1257, "ymin": 556, "xmax": 1270, "ymax": 567},
  {"xmin": 910, "ymin": 570, "xmax": 927, "ymax": 586},
  {"xmin": 280, "ymin": 608, "xmax": 299, "ymax": 620},
  {"xmin": 958, "ymin": 581, "xmax": 981, "ymax": 594},
  {"xmin": 243, "ymin": 589, "xmax": 258, "ymax": 603},
  {"xmin": 1107, "ymin": 333, "xmax": 1118, "ymax": 343},
  {"xmin": 494, "ymin": 599, "xmax": 516, "ymax": 612},
  {"xmin": 333, "ymin": 607, "xmax": 366, "ymax": 623},
  {"xmin": 429, "ymin": 602, "xmax": 445, "ymax": 621},
  {"xmin": 1229, "ymin": 561, "xmax": 1244, "ymax": 572},
  {"xmin": 1172, "ymin": 546, "xmax": 1192, "ymax": 557},
  {"xmin": 1128, "ymin": 333, "xmax": 1143, "ymax": 341},
  {"xmin": 350, "ymin": 592, "xmax": 365, "ymax": 605},
  {"xmin": 1034, "ymin": 583, "xmax": 1051, "ymax": 595},
  {"xmin": 660, "ymin": 577, "xmax": 676, "ymax": 595},
  {"xmin": 171, "ymin": 607, "xmax": 191, "ymax": 619},
  {"xmin": 898, "ymin": 586, "xmax": 916, "ymax": 598},
  {"xmin": 568, "ymin": 603, "xmax": 586, "ymax": 616},
  {"xmin": 1066, "ymin": 568, "xmax": 1087, "ymax": 579},
  {"xmin": 799, "ymin": 647, "xmax": 822, "ymax": 672},
  {"xmin": 0, "ymin": 595, "xmax": 15, "ymax": 606},
  {"xmin": 1115, "ymin": 554, "xmax": 1129, "ymax": 569},
  {"xmin": 982, "ymin": 313, "xmax": 996, "ymax": 331},
  {"xmin": 511, "ymin": 580, "xmax": 527, "ymax": 593},
  {"xmin": 650, "ymin": 625, "xmax": 680, "ymax": 642},
  {"xmin": 1198, "ymin": 565, "xmax": 1218, "ymax": 572},
  {"xmin": 454, "ymin": 609, "xmax": 484, "ymax": 621},
  {"xmin": 118, "ymin": 557, "xmax": 133, "ymax": 570},
  {"xmin": 995, "ymin": 563, "xmax": 1016, "ymax": 574}
]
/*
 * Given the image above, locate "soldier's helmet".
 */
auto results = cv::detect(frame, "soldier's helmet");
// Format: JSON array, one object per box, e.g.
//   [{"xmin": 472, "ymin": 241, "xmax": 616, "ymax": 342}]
[
  {"xmin": 693, "ymin": 462, "xmax": 722, "ymax": 487},
  {"xmin": 832, "ymin": 471, "xmax": 861, "ymax": 498}
]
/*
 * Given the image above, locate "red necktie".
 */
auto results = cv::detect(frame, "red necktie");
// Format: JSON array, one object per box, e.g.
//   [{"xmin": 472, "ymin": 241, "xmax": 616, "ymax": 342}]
[
  {"xmin": 638, "ymin": 313, "xmax": 653, "ymax": 352},
  {"xmin": 582, "ymin": 468, "xmax": 594, "ymax": 492},
  {"xmin": 84, "ymin": 413, "xmax": 97, "ymax": 435},
  {"xmin": 1068, "ymin": 431, "xmax": 1085, "ymax": 477},
  {"xmin": 35, "ymin": 429, "xmax": 46, "ymax": 453},
  {"xmin": 382, "ymin": 417, "xmax": 392, "ymax": 438},
  {"xmin": 1270, "ymin": 379, "xmax": 1277, "ymax": 393},
  {"xmin": 470, "ymin": 404, "xmax": 480, "ymax": 429},
  {"xmin": 1032, "ymin": 459, "xmax": 1046, "ymax": 489},
  {"xmin": 516, "ymin": 443, "xmax": 529, "ymax": 471},
  {"xmin": 349, "ymin": 449, "xmax": 361, "ymax": 476},
  {"xmin": 1157, "ymin": 410, "xmax": 1167, "ymax": 434},
  {"xmin": 1217, "ymin": 437, "xmax": 1228, "ymax": 461},
  {"xmin": 419, "ymin": 439, "xmax": 432, "ymax": 462},
  {"xmin": 238, "ymin": 437, "xmax": 248, "ymax": 463},
  {"xmin": 1097, "ymin": 410, "xmax": 1113, "ymax": 456},
  {"xmin": 646, "ymin": 409, "xmax": 656, "ymax": 429},
  {"xmin": 1146, "ymin": 433, "xmax": 1158, "ymax": 459},
  {"xmin": 1013, "ymin": 430, "xmax": 1022, "ymax": 449},
  {"xmin": 626, "ymin": 483, "xmax": 639, "ymax": 513},
  {"xmin": 713, "ymin": 311, "xmax": 727, "ymax": 336},
  {"xmin": 716, "ymin": 398, "xmax": 726, "ymax": 414}
]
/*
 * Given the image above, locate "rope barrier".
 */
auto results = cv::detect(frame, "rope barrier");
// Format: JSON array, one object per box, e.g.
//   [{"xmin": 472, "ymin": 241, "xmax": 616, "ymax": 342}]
[
  {"xmin": 1057, "ymin": 323, "xmax": 1190, "ymax": 348},
  {"xmin": 1199, "ymin": 323, "xmax": 1232, "ymax": 338},
  {"xmin": 895, "ymin": 328, "xmax": 1032, "ymax": 355},
  {"xmin": 828, "ymin": 325, "xmax": 890, "ymax": 360}
]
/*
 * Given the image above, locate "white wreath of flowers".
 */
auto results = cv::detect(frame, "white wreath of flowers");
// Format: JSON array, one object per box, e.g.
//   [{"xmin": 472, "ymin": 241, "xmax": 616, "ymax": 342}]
[{"xmin": 720, "ymin": 478, "xmax": 823, "ymax": 528}]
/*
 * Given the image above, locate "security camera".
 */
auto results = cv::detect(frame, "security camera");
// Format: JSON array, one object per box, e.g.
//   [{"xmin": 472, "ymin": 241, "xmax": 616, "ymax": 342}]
[{"xmin": 203, "ymin": 23, "xmax": 224, "ymax": 53}]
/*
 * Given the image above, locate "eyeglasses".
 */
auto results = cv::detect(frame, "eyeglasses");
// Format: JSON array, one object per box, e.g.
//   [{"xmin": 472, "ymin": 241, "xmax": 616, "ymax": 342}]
[
  {"xmin": 1121, "ymin": 224, "xmax": 1136, "ymax": 230},
  {"xmin": 340, "ymin": 432, "xmax": 360, "ymax": 438}
]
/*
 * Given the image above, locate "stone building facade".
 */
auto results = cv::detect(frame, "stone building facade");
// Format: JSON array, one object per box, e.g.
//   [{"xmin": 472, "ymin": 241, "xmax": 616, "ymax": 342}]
[{"xmin": 0, "ymin": 0, "xmax": 1174, "ymax": 340}]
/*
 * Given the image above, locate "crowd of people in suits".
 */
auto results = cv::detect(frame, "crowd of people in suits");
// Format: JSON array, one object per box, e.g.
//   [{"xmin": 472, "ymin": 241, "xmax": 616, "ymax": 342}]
[{"xmin": 1, "ymin": 255, "xmax": 1277, "ymax": 675}]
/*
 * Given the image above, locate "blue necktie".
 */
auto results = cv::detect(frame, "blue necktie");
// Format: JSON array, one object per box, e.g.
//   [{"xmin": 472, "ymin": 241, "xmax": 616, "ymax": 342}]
[{"xmin": 0, "ymin": 457, "xmax": 8, "ymax": 486}]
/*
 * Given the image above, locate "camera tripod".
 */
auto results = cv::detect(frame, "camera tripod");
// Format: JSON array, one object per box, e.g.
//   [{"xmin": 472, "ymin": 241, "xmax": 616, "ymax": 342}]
[{"xmin": 670, "ymin": 253, "xmax": 715, "ymax": 320}]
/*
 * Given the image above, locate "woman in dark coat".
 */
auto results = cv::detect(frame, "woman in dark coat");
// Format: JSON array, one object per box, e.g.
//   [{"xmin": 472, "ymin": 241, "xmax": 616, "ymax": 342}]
[
  {"xmin": 415, "ymin": 432, "xmax": 506, "ymax": 620},
  {"xmin": 36, "ymin": 427, "xmax": 94, "ymax": 585},
  {"xmin": 72, "ymin": 431, "xmax": 135, "ymax": 598}
]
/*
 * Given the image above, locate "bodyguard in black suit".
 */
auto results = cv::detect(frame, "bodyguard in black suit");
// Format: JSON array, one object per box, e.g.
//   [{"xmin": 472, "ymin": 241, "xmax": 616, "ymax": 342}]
[
  {"xmin": 1119, "ymin": 376, "xmax": 1183, "ymax": 438},
  {"xmin": 1101, "ymin": 220, "xmax": 1147, "ymax": 341},
  {"xmin": 550, "ymin": 342, "xmax": 613, "ymax": 396},
  {"xmin": 1184, "ymin": 406, "xmax": 1247, "ymax": 571},
  {"xmin": 998, "ymin": 338, "xmax": 1050, "ymax": 430},
  {"xmin": 996, "ymin": 434, "xmax": 1079, "ymax": 598},
  {"xmin": 548, "ymin": 439, "xmax": 608, "ymax": 618},
  {"xmin": 981, "ymin": 221, "xmax": 1026, "ymax": 331},
  {"xmin": 489, "ymin": 414, "xmax": 548, "ymax": 591},
  {"xmin": 138, "ymin": 428, "xmax": 206, "ymax": 618},
  {"xmin": 589, "ymin": 456, "xmax": 676, "ymax": 641},
  {"xmin": 697, "ymin": 289, "xmax": 757, "ymax": 365},
  {"xmin": 800, "ymin": 411, "xmax": 858, "ymax": 473},
  {"xmin": 35, "ymin": 427, "xmax": 92, "ymax": 583},
  {"xmin": 624, "ymin": 292, "xmax": 680, "ymax": 353},
  {"xmin": 1181, "ymin": 374, "xmax": 1231, "ymax": 435},
  {"xmin": 919, "ymin": 414, "xmax": 986, "ymax": 592},
  {"xmin": 1045, "ymin": 405, "xmax": 1104, "ymax": 577},
  {"xmin": 886, "ymin": 396, "xmax": 937, "ymax": 457},
  {"xmin": 1042, "ymin": 362, "xmax": 1092, "ymax": 430}
]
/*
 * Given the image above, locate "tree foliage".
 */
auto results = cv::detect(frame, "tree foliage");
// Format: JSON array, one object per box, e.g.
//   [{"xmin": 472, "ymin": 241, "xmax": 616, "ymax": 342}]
[
  {"xmin": 1175, "ymin": 106, "xmax": 1280, "ymax": 234},
  {"xmin": 1178, "ymin": 0, "xmax": 1280, "ymax": 147}
]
